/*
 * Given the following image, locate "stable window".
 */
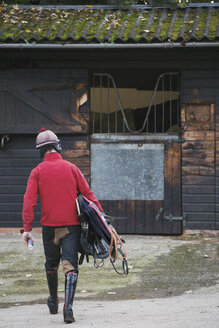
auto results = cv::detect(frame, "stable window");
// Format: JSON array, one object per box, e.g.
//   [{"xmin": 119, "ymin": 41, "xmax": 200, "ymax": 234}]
[{"xmin": 90, "ymin": 68, "xmax": 180, "ymax": 134}]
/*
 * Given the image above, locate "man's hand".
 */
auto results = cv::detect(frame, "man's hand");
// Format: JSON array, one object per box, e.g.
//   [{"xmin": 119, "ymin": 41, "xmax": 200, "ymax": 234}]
[{"xmin": 22, "ymin": 231, "xmax": 34, "ymax": 247}]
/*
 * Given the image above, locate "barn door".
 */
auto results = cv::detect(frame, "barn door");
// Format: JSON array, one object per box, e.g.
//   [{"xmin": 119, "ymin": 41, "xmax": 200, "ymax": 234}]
[
  {"xmin": 0, "ymin": 68, "xmax": 90, "ymax": 228},
  {"xmin": 91, "ymin": 135, "xmax": 182, "ymax": 235},
  {"xmin": 0, "ymin": 68, "xmax": 89, "ymax": 134}
]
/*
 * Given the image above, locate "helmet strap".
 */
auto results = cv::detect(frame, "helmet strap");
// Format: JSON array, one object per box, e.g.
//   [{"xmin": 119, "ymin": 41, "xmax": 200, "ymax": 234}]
[{"xmin": 37, "ymin": 142, "xmax": 62, "ymax": 158}]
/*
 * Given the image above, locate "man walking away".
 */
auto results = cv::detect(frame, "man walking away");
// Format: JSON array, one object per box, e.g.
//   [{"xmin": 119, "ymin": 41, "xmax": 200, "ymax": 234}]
[{"xmin": 22, "ymin": 129, "xmax": 103, "ymax": 323}]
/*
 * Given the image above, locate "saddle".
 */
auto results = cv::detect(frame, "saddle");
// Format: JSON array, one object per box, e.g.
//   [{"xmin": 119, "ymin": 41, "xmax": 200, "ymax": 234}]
[{"xmin": 76, "ymin": 193, "xmax": 129, "ymax": 275}]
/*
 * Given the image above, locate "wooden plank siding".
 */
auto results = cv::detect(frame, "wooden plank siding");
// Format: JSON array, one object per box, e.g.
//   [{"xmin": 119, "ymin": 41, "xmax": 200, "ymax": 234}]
[
  {"xmin": 215, "ymin": 96, "xmax": 219, "ymax": 230},
  {"xmin": 99, "ymin": 200, "xmax": 165, "ymax": 235},
  {"xmin": 99, "ymin": 197, "xmax": 182, "ymax": 235},
  {"xmin": 0, "ymin": 68, "xmax": 90, "ymax": 228},
  {"xmin": 163, "ymin": 141, "xmax": 182, "ymax": 234},
  {"xmin": 0, "ymin": 134, "xmax": 90, "ymax": 228},
  {"xmin": 181, "ymin": 70, "xmax": 216, "ymax": 230},
  {"xmin": 0, "ymin": 69, "xmax": 89, "ymax": 134}
]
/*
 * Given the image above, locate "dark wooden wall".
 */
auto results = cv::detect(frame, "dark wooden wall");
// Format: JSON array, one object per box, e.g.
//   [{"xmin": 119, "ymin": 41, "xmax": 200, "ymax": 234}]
[
  {"xmin": 1, "ymin": 49, "xmax": 219, "ymax": 231},
  {"xmin": 0, "ymin": 68, "xmax": 89, "ymax": 134},
  {"xmin": 0, "ymin": 135, "xmax": 90, "ymax": 227},
  {"xmin": 0, "ymin": 135, "xmax": 90, "ymax": 228},
  {"xmin": 181, "ymin": 71, "xmax": 217, "ymax": 230},
  {"xmin": 215, "ymin": 77, "xmax": 219, "ymax": 231},
  {"xmin": 0, "ymin": 68, "xmax": 90, "ymax": 228},
  {"xmin": 163, "ymin": 140, "xmax": 182, "ymax": 234}
]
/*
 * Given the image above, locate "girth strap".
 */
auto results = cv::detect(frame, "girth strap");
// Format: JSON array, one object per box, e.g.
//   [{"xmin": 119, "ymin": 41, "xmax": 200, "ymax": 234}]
[{"xmin": 108, "ymin": 225, "xmax": 129, "ymax": 275}]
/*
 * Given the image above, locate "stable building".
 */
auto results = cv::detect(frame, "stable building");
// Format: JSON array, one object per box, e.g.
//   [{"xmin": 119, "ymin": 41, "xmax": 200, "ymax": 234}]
[{"xmin": 0, "ymin": 2, "xmax": 219, "ymax": 234}]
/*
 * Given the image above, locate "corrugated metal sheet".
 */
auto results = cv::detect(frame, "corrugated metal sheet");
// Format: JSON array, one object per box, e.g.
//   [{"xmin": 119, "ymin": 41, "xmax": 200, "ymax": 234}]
[{"xmin": 0, "ymin": 4, "xmax": 219, "ymax": 44}]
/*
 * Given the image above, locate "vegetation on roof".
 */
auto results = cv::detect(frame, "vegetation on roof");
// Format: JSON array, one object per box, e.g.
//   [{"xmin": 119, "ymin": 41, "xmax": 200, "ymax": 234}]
[
  {"xmin": 1, "ymin": 1, "xmax": 219, "ymax": 9},
  {"xmin": 0, "ymin": 3, "xmax": 219, "ymax": 44}
]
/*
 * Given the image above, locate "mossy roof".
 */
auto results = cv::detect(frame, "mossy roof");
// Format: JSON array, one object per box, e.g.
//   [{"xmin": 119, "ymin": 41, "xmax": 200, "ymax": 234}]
[{"xmin": 1, "ymin": 4, "xmax": 219, "ymax": 44}]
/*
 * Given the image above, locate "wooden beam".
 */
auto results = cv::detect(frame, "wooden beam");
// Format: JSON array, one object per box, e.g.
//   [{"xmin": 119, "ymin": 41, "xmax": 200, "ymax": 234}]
[
  {"xmin": 0, "ymin": 124, "xmax": 85, "ymax": 134},
  {"xmin": 183, "ymin": 131, "xmax": 214, "ymax": 141},
  {"xmin": 7, "ymin": 88, "xmax": 78, "ymax": 126}
]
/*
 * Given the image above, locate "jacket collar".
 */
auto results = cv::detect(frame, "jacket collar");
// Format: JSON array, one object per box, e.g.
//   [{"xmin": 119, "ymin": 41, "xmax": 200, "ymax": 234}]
[{"xmin": 44, "ymin": 152, "xmax": 62, "ymax": 161}]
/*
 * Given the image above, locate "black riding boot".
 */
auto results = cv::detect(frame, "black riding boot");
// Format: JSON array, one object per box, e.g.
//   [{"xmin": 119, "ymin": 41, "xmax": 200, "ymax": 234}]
[
  {"xmin": 63, "ymin": 272, "xmax": 78, "ymax": 323},
  {"xmin": 46, "ymin": 270, "xmax": 59, "ymax": 314}
]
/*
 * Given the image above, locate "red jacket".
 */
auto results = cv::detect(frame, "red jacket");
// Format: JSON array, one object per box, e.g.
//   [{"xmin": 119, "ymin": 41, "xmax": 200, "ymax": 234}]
[{"xmin": 22, "ymin": 152, "xmax": 103, "ymax": 232}]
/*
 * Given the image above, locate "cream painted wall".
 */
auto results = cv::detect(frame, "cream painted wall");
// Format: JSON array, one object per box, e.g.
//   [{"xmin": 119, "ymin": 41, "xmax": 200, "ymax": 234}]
[{"xmin": 90, "ymin": 87, "xmax": 179, "ymax": 113}]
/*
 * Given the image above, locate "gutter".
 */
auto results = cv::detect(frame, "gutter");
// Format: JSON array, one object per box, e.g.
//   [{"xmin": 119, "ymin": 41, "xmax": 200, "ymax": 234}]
[
  {"xmin": 1, "ymin": 42, "xmax": 219, "ymax": 49},
  {"xmin": 7, "ymin": 3, "xmax": 219, "ymax": 10}
]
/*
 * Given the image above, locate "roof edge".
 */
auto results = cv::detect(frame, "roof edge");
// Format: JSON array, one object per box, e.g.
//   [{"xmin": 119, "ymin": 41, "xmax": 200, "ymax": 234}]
[
  {"xmin": 1, "ymin": 42, "xmax": 219, "ymax": 49},
  {"xmin": 5, "ymin": 3, "xmax": 219, "ymax": 10}
]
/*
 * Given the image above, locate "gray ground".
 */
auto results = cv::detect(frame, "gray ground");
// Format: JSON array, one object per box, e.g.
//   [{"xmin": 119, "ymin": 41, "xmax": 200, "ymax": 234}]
[{"xmin": 0, "ymin": 233, "xmax": 218, "ymax": 327}]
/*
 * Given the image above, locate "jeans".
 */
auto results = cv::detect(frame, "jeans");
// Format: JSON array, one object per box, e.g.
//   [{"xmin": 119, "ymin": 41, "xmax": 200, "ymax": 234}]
[{"xmin": 42, "ymin": 225, "xmax": 81, "ymax": 274}]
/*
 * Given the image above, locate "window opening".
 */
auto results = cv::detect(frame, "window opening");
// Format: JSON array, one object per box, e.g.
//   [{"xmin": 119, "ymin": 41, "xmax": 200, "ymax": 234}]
[{"xmin": 91, "ymin": 71, "xmax": 180, "ymax": 134}]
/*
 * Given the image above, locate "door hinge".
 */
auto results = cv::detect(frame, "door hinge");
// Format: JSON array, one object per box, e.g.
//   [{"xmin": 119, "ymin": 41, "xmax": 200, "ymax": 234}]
[
  {"xmin": 164, "ymin": 214, "xmax": 186, "ymax": 227},
  {"xmin": 155, "ymin": 207, "xmax": 186, "ymax": 228}
]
